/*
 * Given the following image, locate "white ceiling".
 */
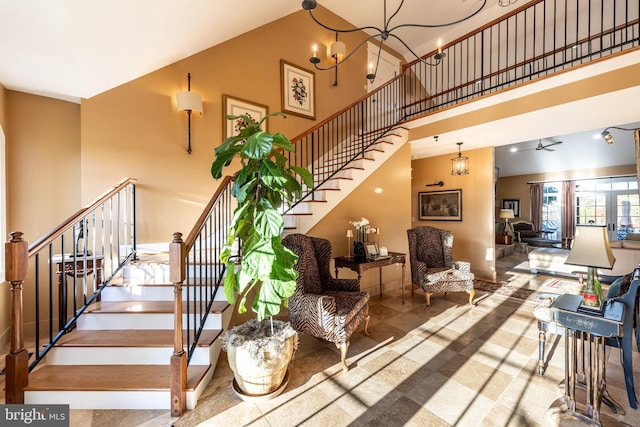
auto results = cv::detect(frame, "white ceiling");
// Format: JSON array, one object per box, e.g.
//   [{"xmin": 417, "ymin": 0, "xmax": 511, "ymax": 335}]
[
  {"xmin": 0, "ymin": 0, "xmax": 513, "ymax": 102},
  {"xmin": 1, "ymin": 0, "xmax": 638, "ymax": 176}
]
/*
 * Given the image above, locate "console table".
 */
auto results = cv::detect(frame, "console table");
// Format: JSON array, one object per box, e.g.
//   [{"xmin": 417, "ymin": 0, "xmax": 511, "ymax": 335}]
[
  {"xmin": 550, "ymin": 294, "xmax": 624, "ymax": 424},
  {"xmin": 52, "ymin": 253, "xmax": 104, "ymax": 330},
  {"xmin": 334, "ymin": 252, "xmax": 406, "ymax": 303}
]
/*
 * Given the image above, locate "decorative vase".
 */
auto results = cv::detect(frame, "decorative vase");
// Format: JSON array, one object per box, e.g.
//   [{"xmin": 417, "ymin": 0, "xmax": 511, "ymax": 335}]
[{"xmin": 582, "ymin": 267, "xmax": 603, "ymax": 308}]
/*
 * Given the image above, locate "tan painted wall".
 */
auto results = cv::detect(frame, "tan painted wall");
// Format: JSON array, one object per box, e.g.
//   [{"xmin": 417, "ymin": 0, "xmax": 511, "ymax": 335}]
[
  {"xmin": 80, "ymin": 9, "xmax": 374, "ymax": 244},
  {"xmin": 497, "ymin": 165, "xmax": 637, "ymax": 222},
  {"xmin": 1, "ymin": 91, "xmax": 80, "ymax": 350},
  {"xmin": 6, "ymin": 91, "xmax": 81, "ymax": 237},
  {"xmin": 411, "ymin": 146, "xmax": 496, "ymax": 281},
  {"xmin": 0, "ymin": 82, "xmax": 6, "ymax": 129},
  {"xmin": 309, "ymin": 144, "xmax": 412, "ymax": 296}
]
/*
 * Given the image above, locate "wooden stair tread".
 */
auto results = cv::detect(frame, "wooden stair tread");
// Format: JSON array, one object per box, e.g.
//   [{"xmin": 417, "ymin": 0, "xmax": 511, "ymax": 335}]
[
  {"xmin": 26, "ymin": 365, "xmax": 209, "ymax": 391},
  {"xmin": 85, "ymin": 300, "xmax": 229, "ymax": 313},
  {"xmin": 57, "ymin": 329, "xmax": 221, "ymax": 347}
]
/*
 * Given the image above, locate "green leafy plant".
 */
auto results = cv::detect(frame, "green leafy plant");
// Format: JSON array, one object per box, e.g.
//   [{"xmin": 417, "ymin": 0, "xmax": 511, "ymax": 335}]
[{"xmin": 211, "ymin": 112, "xmax": 313, "ymax": 321}]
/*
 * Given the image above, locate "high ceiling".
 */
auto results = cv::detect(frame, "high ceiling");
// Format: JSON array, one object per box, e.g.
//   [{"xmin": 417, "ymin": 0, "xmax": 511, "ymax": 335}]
[
  {"xmin": 1, "ymin": 0, "xmax": 638, "ymax": 175},
  {"xmin": 0, "ymin": 0, "xmax": 513, "ymax": 102}
]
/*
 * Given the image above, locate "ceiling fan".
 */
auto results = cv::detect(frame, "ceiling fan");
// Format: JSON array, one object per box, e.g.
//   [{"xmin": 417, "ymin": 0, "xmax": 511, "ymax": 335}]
[{"xmin": 520, "ymin": 140, "xmax": 563, "ymax": 152}]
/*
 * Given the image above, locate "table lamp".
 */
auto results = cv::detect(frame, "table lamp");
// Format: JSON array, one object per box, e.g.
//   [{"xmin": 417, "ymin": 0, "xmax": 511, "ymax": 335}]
[
  {"xmin": 499, "ymin": 209, "xmax": 515, "ymax": 236},
  {"xmin": 565, "ymin": 225, "xmax": 615, "ymax": 307},
  {"xmin": 346, "ymin": 229, "xmax": 353, "ymax": 257}
]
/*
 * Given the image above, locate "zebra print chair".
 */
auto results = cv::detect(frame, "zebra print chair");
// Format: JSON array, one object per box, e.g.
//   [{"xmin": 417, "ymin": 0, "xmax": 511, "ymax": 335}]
[
  {"xmin": 282, "ymin": 233, "xmax": 370, "ymax": 372},
  {"xmin": 407, "ymin": 226, "xmax": 475, "ymax": 307}
]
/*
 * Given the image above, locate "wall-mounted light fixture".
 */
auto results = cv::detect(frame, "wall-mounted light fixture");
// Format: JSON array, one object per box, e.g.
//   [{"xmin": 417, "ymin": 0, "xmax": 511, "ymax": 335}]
[
  {"xmin": 425, "ymin": 181, "xmax": 445, "ymax": 187},
  {"xmin": 451, "ymin": 142, "xmax": 470, "ymax": 176},
  {"xmin": 597, "ymin": 126, "xmax": 639, "ymax": 145},
  {"xmin": 329, "ymin": 32, "xmax": 346, "ymax": 86},
  {"xmin": 176, "ymin": 73, "xmax": 203, "ymax": 155}
]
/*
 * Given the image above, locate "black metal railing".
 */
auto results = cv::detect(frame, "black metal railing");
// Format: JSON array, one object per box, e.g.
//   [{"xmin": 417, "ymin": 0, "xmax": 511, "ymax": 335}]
[
  {"xmin": 170, "ymin": 176, "xmax": 233, "ymax": 364},
  {"xmin": 402, "ymin": 0, "xmax": 640, "ymax": 118},
  {"xmin": 20, "ymin": 178, "xmax": 137, "ymax": 371},
  {"xmin": 284, "ymin": 0, "xmax": 639, "ymax": 211}
]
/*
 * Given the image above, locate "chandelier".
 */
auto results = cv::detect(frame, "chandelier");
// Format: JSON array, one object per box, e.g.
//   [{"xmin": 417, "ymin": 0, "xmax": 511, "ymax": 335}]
[
  {"xmin": 302, "ymin": 0, "xmax": 489, "ymax": 83},
  {"xmin": 451, "ymin": 142, "xmax": 470, "ymax": 176}
]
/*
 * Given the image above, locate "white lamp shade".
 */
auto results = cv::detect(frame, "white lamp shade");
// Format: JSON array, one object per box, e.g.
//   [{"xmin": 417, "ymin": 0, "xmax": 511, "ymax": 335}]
[
  {"xmin": 176, "ymin": 91, "xmax": 203, "ymax": 114},
  {"xmin": 330, "ymin": 41, "xmax": 346, "ymax": 59},
  {"xmin": 499, "ymin": 209, "xmax": 515, "ymax": 219},
  {"xmin": 565, "ymin": 225, "xmax": 616, "ymax": 269}
]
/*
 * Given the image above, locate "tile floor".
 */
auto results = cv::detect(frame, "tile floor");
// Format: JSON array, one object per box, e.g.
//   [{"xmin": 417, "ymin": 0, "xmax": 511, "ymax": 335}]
[{"xmin": 4, "ymin": 252, "xmax": 640, "ymax": 426}]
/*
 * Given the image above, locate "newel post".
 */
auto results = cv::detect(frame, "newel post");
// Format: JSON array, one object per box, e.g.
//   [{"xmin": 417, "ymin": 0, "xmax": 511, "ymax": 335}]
[
  {"xmin": 5, "ymin": 231, "xmax": 29, "ymax": 404},
  {"xmin": 169, "ymin": 232, "xmax": 187, "ymax": 416}
]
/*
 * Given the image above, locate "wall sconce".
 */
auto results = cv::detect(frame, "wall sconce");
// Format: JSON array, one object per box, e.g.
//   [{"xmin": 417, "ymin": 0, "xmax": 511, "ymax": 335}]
[
  {"xmin": 176, "ymin": 73, "xmax": 203, "ymax": 155},
  {"xmin": 425, "ymin": 181, "xmax": 444, "ymax": 187},
  {"xmin": 451, "ymin": 142, "xmax": 470, "ymax": 176},
  {"xmin": 330, "ymin": 33, "xmax": 345, "ymax": 87}
]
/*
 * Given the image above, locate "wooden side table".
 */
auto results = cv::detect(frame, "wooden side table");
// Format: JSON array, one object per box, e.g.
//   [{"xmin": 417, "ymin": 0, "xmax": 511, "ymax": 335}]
[
  {"xmin": 334, "ymin": 252, "xmax": 406, "ymax": 303},
  {"xmin": 52, "ymin": 253, "xmax": 104, "ymax": 330}
]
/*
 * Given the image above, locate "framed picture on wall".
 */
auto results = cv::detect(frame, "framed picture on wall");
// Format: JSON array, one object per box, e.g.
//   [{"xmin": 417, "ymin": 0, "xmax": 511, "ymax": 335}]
[
  {"xmin": 418, "ymin": 189, "xmax": 463, "ymax": 221},
  {"xmin": 502, "ymin": 199, "xmax": 520, "ymax": 217},
  {"xmin": 280, "ymin": 60, "xmax": 315, "ymax": 120},
  {"xmin": 222, "ymin": 94, "xmax": 268, "ymax": 140}
]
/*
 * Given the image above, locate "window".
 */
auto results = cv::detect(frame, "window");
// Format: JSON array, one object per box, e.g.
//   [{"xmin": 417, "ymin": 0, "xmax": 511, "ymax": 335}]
[
  {"xmin": 542, "ymin": 183, "xmax": 560, "ymax": 239},
  {"xmin": 575, "ymin": 176, "xmax": 638, "ymax": 240}
]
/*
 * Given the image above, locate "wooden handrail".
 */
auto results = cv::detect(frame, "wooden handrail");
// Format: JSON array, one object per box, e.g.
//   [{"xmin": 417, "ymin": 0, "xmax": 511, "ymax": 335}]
[
  {"xmin": 183, "ymin": 175, "xmax": 233, "ymax": 252},
  {"xmin": 28, "ymin": 177, "xmax": 138, "ymax": 255}
]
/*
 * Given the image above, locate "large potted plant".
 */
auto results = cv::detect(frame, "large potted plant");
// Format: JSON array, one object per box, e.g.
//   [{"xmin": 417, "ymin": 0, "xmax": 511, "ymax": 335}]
[{"xmin": 211, "ymin": 112, "xmax": 313, "ymax": 398}]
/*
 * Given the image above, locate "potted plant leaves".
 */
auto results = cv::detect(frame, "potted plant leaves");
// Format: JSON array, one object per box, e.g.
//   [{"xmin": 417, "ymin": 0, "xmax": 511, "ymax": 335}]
[{"xmin": 211, "ymin": 111, "xmax": 313, "ymax": 398}]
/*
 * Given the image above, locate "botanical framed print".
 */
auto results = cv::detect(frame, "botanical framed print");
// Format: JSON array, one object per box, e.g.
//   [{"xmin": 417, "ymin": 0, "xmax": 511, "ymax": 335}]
[
  {"xmin": 280, "ymin": 60, "xmax": 315, "ymax": 120},
  {"xmin": 222, "ymin": 94, "xmax": 268, "ymax": 139},
  {"xmin": 502, "ymin": 199, "xmax": 520, "ymax": 217},
  {"xmin": 419, "ymin": 189, "xmax": 463, "ymax": 221}
]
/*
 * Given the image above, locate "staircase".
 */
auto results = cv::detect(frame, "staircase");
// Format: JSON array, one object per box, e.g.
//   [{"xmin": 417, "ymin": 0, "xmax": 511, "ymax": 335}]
[
  {"xmin": 17, "ymin": 127, "xmax": 409, "ymax": 410},
  {"xmin": 284, "ymin": 126, "xmax": 409, "ymax": 234},
  {"xmin": 23, "ymin": 254, "xmax": 232, "ymax": 410}
]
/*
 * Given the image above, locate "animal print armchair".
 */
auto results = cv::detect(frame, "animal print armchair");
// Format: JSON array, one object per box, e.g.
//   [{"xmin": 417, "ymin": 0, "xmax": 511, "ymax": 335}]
[
  {"xmin": 407, "ymin": 226, "xmax": 475, "ymax": 307},
  {"xmin": 282, "ymin": 233, "xmax": 370, "ymax": 371}
]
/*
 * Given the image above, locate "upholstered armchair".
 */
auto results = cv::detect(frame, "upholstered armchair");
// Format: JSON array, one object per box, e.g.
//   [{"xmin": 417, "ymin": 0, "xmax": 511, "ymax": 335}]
[
  {"xmin": 282, "ymin": 233, "xmax": 370, "ymax": 371},
  {"xmin": 407, "ymin": 226, "xmax": 475, "ymax": 307}
]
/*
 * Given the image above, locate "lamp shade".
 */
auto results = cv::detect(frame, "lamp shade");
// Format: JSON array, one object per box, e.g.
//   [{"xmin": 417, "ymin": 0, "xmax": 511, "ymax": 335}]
[
  {"xmin": 330, "ymin": 41, "xmax": 346, "ymax": 59},
  {"xmin": 176, "ymin": 90, "xmax": 203, "ymax": 114},
  {"xmin": 499, "ymin": 209, "xmax": 515, "ymax": 219},
  {"xmin": 565, "ymin": 225, "xmax": 615, "ymax": 269}
]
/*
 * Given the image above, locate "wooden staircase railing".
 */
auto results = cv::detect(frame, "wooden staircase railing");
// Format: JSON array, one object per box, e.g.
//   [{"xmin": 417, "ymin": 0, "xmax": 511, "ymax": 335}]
[
  {"xmin": 169, "ymin": 175, "xmax": 232, "ymax": 416},
  {"xmin": 4, "ymin": 177, "xmax": 138, "ymax": 404}
]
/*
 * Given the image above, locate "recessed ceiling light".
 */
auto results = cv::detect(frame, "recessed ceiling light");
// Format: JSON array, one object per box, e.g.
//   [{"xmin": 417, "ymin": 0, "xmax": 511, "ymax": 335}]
[{"xmin": 510, "ymin": 147, "xmax": 518, "ymax": 153}]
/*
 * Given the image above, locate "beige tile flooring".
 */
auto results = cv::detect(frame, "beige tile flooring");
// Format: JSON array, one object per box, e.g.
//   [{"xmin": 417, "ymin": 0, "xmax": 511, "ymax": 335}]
[{"xmin": 4, "ymin": 252, "xmax": 640, "ymax": 426}]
